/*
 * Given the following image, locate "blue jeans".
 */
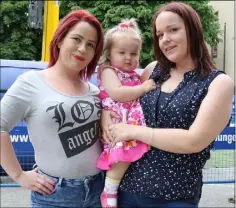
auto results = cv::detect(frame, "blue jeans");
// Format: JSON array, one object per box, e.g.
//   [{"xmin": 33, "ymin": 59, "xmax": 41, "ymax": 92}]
[
  {"xmin": 118, "ymin": 190, "xmax": 198, "ymax": 208},
  {"xmin": 30, "ymin": 169, "xmax": 104, "ymax": 208}
]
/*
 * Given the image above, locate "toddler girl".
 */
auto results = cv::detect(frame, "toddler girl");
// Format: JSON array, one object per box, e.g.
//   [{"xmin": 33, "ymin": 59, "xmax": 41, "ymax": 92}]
[{"xmin": 96, "ymin": 18, "xmax": 156, "ymax": 208}]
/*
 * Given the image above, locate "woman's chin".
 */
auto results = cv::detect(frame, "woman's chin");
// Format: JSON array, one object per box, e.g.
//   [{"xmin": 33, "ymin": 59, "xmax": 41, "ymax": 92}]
[{"xmin": 165, "ymin": 54, "xmax": 181, "ymax": 64}]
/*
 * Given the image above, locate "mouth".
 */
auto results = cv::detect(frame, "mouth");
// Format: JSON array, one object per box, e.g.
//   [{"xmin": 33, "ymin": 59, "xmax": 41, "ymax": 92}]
[
  {"xmin": 73, "ymin": 55, "xmax": 85, "ymax": 61},
  {"xmin": 165, "ymin": 46, "xmax": 176, "ymax": 52},
  {"xmin": 124, "ymin": 63, "xmax": 132, "ymax": 66}
]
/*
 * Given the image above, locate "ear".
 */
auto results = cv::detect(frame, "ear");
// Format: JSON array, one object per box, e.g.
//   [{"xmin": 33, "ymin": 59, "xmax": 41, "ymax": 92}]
[{"xmin": 58, "ymin": 39, "xmax": 64, "ymax": 49}]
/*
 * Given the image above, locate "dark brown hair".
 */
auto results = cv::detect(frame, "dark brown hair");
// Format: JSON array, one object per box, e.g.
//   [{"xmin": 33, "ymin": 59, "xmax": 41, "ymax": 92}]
[{"xmin": 152, "ymin": 2, "xmax": 214, "ymax": 75}]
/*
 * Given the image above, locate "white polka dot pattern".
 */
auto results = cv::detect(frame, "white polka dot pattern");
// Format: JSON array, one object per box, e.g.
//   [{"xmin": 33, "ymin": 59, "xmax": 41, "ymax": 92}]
[{"xmin": 119, "ymin": 65, "xmax": 225, "ymax": 203}]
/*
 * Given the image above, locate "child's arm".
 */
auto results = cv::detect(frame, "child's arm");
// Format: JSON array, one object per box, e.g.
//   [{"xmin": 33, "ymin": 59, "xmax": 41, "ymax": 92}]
[{"xmin": 101, "ymin": 67, "xmax": 156, "ymax": 102}]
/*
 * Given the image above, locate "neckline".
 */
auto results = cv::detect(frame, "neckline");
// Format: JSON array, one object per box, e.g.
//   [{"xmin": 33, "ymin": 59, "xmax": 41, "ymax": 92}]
[
  {"xmin": 160, "ymin": 91, "xmax": 171, "ymax": 95},
  {"xmin": 169, "ymin": 68, "xmax": 196, "ymax": 79},
  {"xmin": 37, "ymin": 70, "xmax": 91, "ymax": 98},
  {"xmin": 155, "ymin": 68, "xmax": 197, "ymax": 94}
]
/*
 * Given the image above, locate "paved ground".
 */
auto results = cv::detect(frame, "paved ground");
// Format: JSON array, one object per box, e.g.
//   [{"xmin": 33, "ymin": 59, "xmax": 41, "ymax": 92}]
[{"xmin": 0, "ymin": 184, "xmax": 234, "ymax": 207}]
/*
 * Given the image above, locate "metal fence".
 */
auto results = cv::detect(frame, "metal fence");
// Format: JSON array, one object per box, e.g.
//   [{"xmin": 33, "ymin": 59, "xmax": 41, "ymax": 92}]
[{"xmin": 1, "ymin": 148, "xmax": 234, "ymax": 186}]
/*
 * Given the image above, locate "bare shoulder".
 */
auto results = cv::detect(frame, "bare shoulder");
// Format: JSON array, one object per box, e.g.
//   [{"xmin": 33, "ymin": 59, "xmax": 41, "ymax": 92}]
[
  {"xmin": 145, "ymin": 61, "xmax": 158, "ymax": 72},
  {"xmin": 101, "ymin": 67, "xmax": 117, "ymax": 76},
  {"xmin": 209, "ymin": 73, "xmax": 234, "ymax": 92},
  {"xmin": 141, "ymin": 61, "xmax": 157, "ymax": 82},
  {"xmin": 102, "ymin": 66, "xmax": 114, "ymax": 72},
  {"xmin": 100, "ymin": 66, "xmax": 119, "ymax": 84}
]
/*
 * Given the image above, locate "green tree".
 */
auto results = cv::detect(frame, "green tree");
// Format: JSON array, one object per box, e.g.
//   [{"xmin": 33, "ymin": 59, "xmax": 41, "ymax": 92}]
[
  {"xmin": 59, "ymin": 0, "xmax": 221, "ymax": 67},
  {"xmin": 0, "ymin": 0, "xmax": 220, "ymax": 67},
  {"xmin": 0, "ymin": 1, "xmax": 42, "ymax": 60}
]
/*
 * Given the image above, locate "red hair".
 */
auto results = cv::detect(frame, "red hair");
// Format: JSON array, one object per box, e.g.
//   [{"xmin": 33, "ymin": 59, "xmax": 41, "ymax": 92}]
[{"xmin": 48, "ymin": 10, "xmax": 104, "ymax": 80}]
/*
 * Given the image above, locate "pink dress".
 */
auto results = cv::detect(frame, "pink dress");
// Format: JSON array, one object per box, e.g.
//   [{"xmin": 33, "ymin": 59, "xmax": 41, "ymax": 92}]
[{"xmin": 96, "ymin": 65, "xmax": 149, "ymax": 170}]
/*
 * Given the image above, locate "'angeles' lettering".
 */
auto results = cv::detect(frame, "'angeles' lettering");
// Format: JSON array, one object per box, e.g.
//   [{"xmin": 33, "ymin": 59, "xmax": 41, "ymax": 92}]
[{"xmin": 59, "ymin": 120, "xmax": 99, "ymax": 158}]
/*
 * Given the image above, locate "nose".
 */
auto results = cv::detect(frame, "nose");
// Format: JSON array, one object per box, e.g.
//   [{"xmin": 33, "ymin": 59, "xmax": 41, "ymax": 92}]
[
  {"xmin": 125, "ymin": 54, "xmax": 131, "ymax": 60},
  {"xmin": 162, "ymin": 33, "xmax": 171, "ymax": 43},
  {"xmin": 77, "ymin": 43, "xmax": 86, "ymax": 53}
]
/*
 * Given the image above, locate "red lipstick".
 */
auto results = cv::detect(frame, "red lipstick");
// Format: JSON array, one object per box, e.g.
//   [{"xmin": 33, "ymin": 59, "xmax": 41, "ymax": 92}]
[{"xmin": 73, "ymin": 55, "xmax": 85, "ymax": 61}]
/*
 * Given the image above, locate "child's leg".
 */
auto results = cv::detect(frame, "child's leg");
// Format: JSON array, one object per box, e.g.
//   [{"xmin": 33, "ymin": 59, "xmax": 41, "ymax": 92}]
[
  {"xmin": 101, "ymin": 162, "xmax": 130, "ymax": 207},
  {"xmin": 106, "ymin": 161, "xmax": 130, "ymax": 181}
]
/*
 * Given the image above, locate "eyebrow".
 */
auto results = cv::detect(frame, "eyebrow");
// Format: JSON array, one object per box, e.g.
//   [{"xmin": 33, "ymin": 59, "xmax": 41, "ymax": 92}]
[
  {"xmin": 72, "ymin": 34, "xmax": 97, "ymax": 44},
  {"xmin": 116, "ymin": 48, "xmax": 139, "ymax": 52},
  {"xmin": 156, "ymin": 24, "xmax": 178, "ymax": 33}
]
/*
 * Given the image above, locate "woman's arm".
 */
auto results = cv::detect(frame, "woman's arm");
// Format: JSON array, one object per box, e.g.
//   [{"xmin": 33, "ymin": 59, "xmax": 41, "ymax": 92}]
[
  {"xmin": 0, "ymin": 75, "xmax": 54, "ymax": 193},
  {"xmin": 1, "ymin": 132, "xmax": 54, "ymax": 194},
  {"xmin": 109, "ymin": 74, "xmax": 234, "ymax": 154},
  {"xmin": 100, "ymin": 110, "xmax": 120, "ymax": 144},
  {"xmin": 1, "ymin": 132, "xmax": 23, "ymax": 180},
  {"xmin": 101, "ymin": 68, "xmax": 156, "ymax": 102}
]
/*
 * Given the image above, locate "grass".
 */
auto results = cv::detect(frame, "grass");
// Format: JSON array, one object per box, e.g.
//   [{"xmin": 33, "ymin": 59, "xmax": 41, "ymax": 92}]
[{"xmin": 204, "ymin": 150, "xmax": 235, "ymax": 168}]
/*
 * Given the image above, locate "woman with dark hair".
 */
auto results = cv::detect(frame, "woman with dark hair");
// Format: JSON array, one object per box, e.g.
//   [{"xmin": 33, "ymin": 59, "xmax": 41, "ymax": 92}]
[
  {"xmin": 1, "ymin": 10, "xmax": 104, "ymax": 207},
  {"xmin": 102, "ymin": 2, "xmax": 234, "ymax": 207}
]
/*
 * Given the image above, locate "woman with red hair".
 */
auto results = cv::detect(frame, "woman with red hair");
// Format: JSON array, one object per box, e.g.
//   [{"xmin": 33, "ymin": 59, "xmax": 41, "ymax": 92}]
[{"xmin": 1, "ymin": 10, "xmax": 104, "ymax": 207}]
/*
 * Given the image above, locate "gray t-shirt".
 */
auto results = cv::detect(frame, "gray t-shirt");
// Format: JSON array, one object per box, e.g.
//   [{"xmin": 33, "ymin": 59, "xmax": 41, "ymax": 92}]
[{"xmin": 0, "ymin": 70, "xmax": 102, "ymax": 178}]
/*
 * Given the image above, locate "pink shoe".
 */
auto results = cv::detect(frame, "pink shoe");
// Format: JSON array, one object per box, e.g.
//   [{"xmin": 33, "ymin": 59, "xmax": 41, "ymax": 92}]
[{"xmin": 100, "ymin": 190, "xmax": 118, "ymax": 208}]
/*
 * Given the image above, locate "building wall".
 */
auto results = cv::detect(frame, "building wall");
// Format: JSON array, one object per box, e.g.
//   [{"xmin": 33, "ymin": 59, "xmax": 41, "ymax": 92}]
[{"xmin": 209, "ymin": 1, "xmax": 234, "ymax": 80}]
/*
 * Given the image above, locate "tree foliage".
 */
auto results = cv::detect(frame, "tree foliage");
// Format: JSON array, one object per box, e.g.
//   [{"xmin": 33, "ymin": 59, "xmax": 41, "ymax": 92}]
[
  {"xmin": 0, "ymin": 1, "xmax": 42, "ymax": 60},
  {"xmin": 1, "ymin": 0, "xmax": 220, "ymax": 67}
]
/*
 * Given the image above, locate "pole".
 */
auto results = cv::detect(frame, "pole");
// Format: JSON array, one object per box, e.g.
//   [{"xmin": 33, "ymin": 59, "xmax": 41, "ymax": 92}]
[
  {"xmin": 41, "ymin": 1, "xmax": 59, "ymax": 62},
  {"xmin": 223, "ymin": 23, "xmax": 226, "ymax": 72}
]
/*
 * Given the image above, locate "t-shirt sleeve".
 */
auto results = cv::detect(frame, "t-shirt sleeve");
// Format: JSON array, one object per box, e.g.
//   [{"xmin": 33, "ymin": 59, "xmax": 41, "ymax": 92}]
[{"xmin": 0, "ymin": 75, "xmax": 32, "ymax": 133}]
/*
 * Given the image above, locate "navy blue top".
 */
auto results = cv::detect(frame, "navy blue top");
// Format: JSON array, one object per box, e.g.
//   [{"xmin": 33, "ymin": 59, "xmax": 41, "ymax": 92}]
[
  {"xmin": 120, "ymin": 65, "xmax": 224, "ymax": 203},
  {"xmin": 156, "ymin": 91, "xmax": 171, "ymax": 120}
]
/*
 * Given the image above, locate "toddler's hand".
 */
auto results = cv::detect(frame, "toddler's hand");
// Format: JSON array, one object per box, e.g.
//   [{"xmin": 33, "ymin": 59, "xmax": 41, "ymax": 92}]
[{"xmin": 141, "ymin": 79, "xmax": 156, "ymax": 93}]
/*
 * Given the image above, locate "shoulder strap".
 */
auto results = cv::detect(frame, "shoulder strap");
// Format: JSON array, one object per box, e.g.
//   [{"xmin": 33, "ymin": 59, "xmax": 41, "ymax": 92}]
[
  {"xmin": 149, "ymin": 63, "xmax": 159, "ymax": 80},
  {"xmin": 207, "ymin": 69, "xmax": 225, "ymax": 86}
]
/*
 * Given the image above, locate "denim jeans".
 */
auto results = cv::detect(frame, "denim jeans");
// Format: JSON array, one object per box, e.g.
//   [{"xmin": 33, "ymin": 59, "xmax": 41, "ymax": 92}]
[
  {"xmin": 30, "ymin": 169, "xmax": 104, "ymax": 208},
  {"xmin": 118, "ymin": 190, "xmax": 198, "ymax": 208}
]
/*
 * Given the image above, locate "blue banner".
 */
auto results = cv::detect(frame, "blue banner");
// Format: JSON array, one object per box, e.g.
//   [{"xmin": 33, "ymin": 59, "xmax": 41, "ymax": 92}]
[
  {"xmin": 10, "ymin": 126, "xmax": 235, "ymax": 154},
  {"xmin": 10, "ymin": 126, "xmax": 33, "ymax": 154},
  {"xmin": 213, "ymin": 127, "xmax": 235, "ymax": 150}
]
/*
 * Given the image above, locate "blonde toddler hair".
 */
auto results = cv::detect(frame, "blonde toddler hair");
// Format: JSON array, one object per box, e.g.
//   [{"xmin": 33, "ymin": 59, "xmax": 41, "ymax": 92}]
[{"xmin": 99, "ymin": 18, "xmax": 142, "ymax": 65}]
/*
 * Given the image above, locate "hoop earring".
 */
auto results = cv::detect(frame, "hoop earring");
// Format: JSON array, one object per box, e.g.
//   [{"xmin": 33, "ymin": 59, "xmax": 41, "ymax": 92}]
[{"xmin": 82, "ymin": 67, "xmax": 88, "ymax": 80}]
